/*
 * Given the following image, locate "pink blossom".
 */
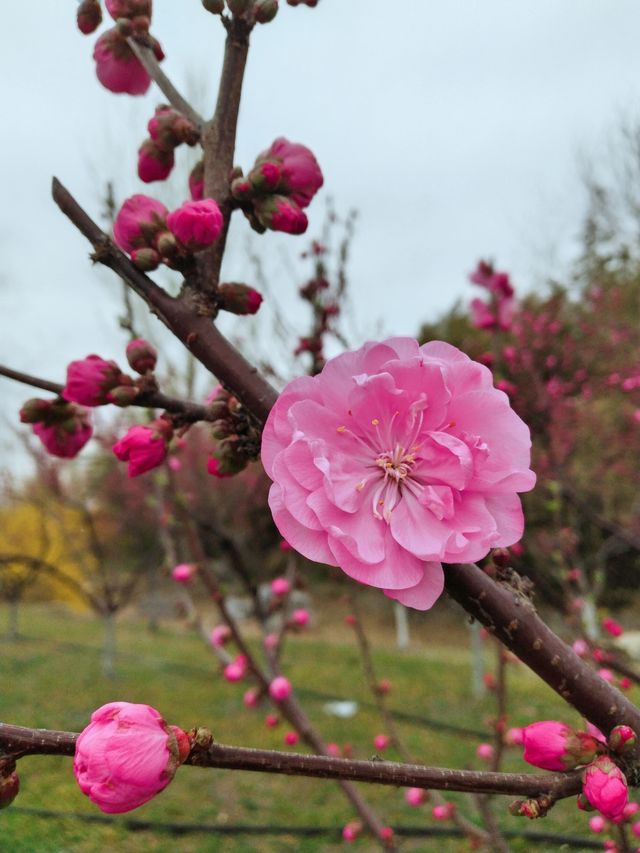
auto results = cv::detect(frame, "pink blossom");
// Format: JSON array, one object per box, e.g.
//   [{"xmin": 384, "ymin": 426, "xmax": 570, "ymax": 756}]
[
  {"xmin": 284, "ymin": 731, "xmax": 299, "ymax": 745},
  {"xmin": 271, "ymin": 577, "xmax": 291, "ymax": 597},
  {"xmin": 522, "ymin": 721, "xmax": 598, "ymax": 771},
  {"xmin": 254, "ymin": 195, "xmax": 308, "ymax": 234},
  {"xmin": 105, "ymin": 0, "xmax": 152, "ymax": 19},
  {"xmin": 342, "ymin": 821, "xmax": 361, "ymax": 842},
  {"xmin": 405, "ymin": 787, "xmax": 427, "ymax": 807},
  {"xmin": 598, "ymin": 669, "xmax": 614, "ymax": 683},
  {"xmin": 93, "ymin": 28, "xmax": 158, "ymax": 96},
  {"xmin": 291, "ymin": 608, "xmax": 310, "ymax": 627},
  {"xmin": 257, "ymin": 137, "xmax": 323, "ymax": 208},
  {"xmin": 326, "ymin": 742, "xmax": 340, "ymax": 756},
  {"xmin": 113, "ymin": 195, "xmax": 168, "ymax": 255},
  {"xmin": 209, "ymin": 625, "xmax": 231, "ymax": 647},
  {"xmin": 572, "ymin": 639, "xmax": 589, "ymax": 657},
  {"xmin": 166, "ymin": 199, "xmax": 223, "ymax": 251},
  {"xmin": 73, "ymin": 702, "xmax": 189, "ymax": 814},
  {"xmin": 505, "ymin": 727, "xmax": 524, "ymax": 746},
  {"xmin": 77, "ymin": 0, "xmax": 102, "ymax": 34},
  {"xmin": 262, "ymin": 338, "xmax": 535, "ymax": 610},
  {"xmin": 171, "ymin": 563, "xmax": 193, "ymax": 583},
  {"xmin": 602, "ymin": 617, "xmax": 623, "ymax": 638},
  {"xmin": 432, "ymin": 803, "xmax": 454, "ymax": 821},
  {"xmin": 476, "ymin": 743, "xmax": 494, "ymax": 761},
  {"xmin": 243, "ymin": 689, "xmax": 259, "ymax": 708},
  {"xmin": 223, "ymin": 659, "xmax": 246, "ymax": 682},
  {"xmin": 588, "ymin": 815, "xmax": 606, "ymax": 833},
  {"xmin": 373, "ymin": 734, "xmax": 390, "ymax": 751},
  {"xmin": 470, "ymin": 297, "xmax": 496, "ymax": 330},
  {"xmin": 582, "ymin": 756, "xmax": 629, "ymax": 821},
  {"xmin": 63, "ymin": 355, "xmax": 124, "ymax": 407},
  {"xmin": 112, "ymin": 420, "xmax": 172, "ymax": 477},
  {"xmin": 126, "ymin": 339, "xmax": 157, "ymax": 375},
  {"xmin": 22, "ymin": 399, "xmax": 93, "ymax": 459},
  {"xmin": 265, "ymin": 713, "xmax": 280, "ymax": 728},
  {"xmin": 138, "ymin": 139, "xmax": 175, "ymax": 183},
  {"xmin": 269, "ymin": 676, "xmax": 292, "ymax": 702}
]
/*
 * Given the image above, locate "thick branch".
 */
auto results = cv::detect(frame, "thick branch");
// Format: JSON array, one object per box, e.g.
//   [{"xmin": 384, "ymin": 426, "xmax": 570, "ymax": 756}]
[
  {"xmin": 126, "ymin": 39, "xmax": 204, "ymax": 129},
  {"xmin": 51, "ymin": 179, "xmax": 278, "ymax": 423},
  {"xmin": 0, "ymin": 722, "xmax": 583, "ymax": 799}
]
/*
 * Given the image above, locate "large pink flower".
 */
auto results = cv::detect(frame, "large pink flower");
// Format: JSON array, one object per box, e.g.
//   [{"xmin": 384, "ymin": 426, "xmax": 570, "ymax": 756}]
[{"xmin": 262, "ymin": 338, "xmax": 535, "ymax": 610}]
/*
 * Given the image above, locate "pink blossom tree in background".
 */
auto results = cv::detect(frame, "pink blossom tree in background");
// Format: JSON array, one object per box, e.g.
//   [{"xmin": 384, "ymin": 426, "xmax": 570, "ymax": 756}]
[{"xmin": 2, "ymin": 1, "xmax": 640, "ymax": 851}]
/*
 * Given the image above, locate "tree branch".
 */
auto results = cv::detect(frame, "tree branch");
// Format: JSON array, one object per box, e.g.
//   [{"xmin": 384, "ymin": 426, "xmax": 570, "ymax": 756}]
[{"xmin": 0, "ymin": 722, "xmax": 584, "ymax": 799}]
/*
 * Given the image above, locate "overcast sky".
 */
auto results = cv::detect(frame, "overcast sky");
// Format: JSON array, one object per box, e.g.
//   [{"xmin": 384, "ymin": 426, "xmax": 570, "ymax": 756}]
[{"xmin": 2, "ymin": 0, "xmax": 640, "ymax": 471}]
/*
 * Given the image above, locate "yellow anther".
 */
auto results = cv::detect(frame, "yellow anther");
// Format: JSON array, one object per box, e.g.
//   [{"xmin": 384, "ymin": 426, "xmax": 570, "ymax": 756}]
[
  {"xmin": 336, "ymin": 425, "xmax": 346, "ymax": 433},
  {"xmin": 371, "ymin": 418, "xmax": 380, "ymax": 426}
]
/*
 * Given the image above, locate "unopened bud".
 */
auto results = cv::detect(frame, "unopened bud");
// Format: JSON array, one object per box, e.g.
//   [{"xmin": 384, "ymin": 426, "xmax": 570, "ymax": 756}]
[
  {"xmin": 108, "ymin": 385, "xmax": 140, "ymax": 407},
  {"xmin": 254, "ymin": 0, "xmax": 279, "ymax": 22},
  {"xmin": 130, "ymin": 247, "xmax": 160, "ymax": 271},
  {"xmin": 218, "ymin": 283, "xmax": 263, "ymax": 316},
  {"xmin": 19, "ymin": 398, "xmax": 52, "ymax": 424},
  {"xmin": 202, "ymin": 0, "xmax": 225, "ymax": 12},
  {"xmin": 130, "ymin": 14, "xmax": 150, "ymax": 30},
  {"xmin": 0, "ymin": 771, "xmax": 19, "ymax": 810},
  {"xmin": 231, "ymin": 175, "xmax": 253, "ymax": 201},
  {"xmin": 155, "ymin": 231, "xmax": 179, "ymax": 259},
  {"xmin": 608, "ymin": 725, "xmax": 637, "ymax": 755},
  {"xmin": 227, "ymin": 0, "xmax": 250, "ymax": 15},
  {"xmin": 77, "ymin": 0, "xmax": 102, "ymax": 34},
  {"xmin": 492, "ymin": 548, "xmax": 511, "ymax": 567},
  {"xmin": 211, "ymin": 419, "xmax": 234, "ymax": 440},
  {"xmin": 248, "ymin": 160, "xmax": 281, "ymax": 193},
  {"xmin": 126, "ymin": 338, "xmax": 158, "ymax": 374}
]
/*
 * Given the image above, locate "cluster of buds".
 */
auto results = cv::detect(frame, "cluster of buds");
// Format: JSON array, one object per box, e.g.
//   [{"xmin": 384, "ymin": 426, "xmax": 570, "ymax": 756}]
[
  {"xmin": 294, "ymin": 241, "xmax": 341, "ymax": 373},
  {"xmin": 231, "ymin": 137, "xmax": 323, "ymax": 235},
  {"xmin": 73, "ymin": 701, "xmax": 190, "ymax": 814},
  {"xmin": 206, "ymin": 386, "xmax": 261, "ymax": 478},
  {"xmin": 113, "ymin": 195, "xmax": 223, "ymax": 271},
  {"xmin": 469, "ymin": 259, "xmax": 515, "ymax": 332},
  {"xmin": 113, "ymin": 417, "xmax": 173, "ymax": 477},
  {"xmin": 63, "ymin": 354, "xmax": 137, "ymax": 407},
  {"xmin": 78, "ymin": 1, "xmax": 165, "ymax": 96},
  {"xmin": 20, "ymin": 397, "xmax": 93, "ymax": 459},
  {"xmin": 138, "ymin": 105, "xmax": 200, "ymax": 183}
]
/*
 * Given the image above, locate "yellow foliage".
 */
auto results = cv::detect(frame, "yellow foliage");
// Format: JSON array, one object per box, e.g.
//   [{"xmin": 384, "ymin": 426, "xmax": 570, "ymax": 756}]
[{"xmin": 0, "ymin": 501, "xmax": 94, "ymax": 610}]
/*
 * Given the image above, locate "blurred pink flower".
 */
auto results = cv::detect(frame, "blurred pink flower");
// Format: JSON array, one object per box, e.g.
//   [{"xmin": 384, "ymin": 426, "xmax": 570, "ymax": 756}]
[{"xmin": 262, "ymin": 338, "xmax": 535, "ymax": 610}]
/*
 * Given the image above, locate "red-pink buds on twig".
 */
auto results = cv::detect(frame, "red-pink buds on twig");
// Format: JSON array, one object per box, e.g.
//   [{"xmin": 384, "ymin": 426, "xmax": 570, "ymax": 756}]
[
  {"xmin": 113, "ymin": 195, "xmax": 168, "ymax": 254},
  {"xmin": 201, "ymin": 0, "xmax": 225, "ymax": 13},
  {"xmin": 404, "ymin": 787, "xmax": 428, "ymax": 807},
  {"xmin": 270, "ymin": 577, "xmax": 291, "ymax": 597},
  {"xmin": 253, "ymin": 195, "xmax": 308, "ymax": 235},
  {"xmin": 20, "ymin": 398, "xmax": 93, "ymax": 458},
  {"xmin": 138, "ymin": 106, "xmax": 200, "ymax": 184},
  {"xmin": 63, "ymin": 355, "xmax": 133, "ymax": 406},
  {"xmin": 254, "ymin": 0, "xmax": 279, "ymax": 24},
  {"xmin": 171, "ymin": 563, "xmax": 194, "ymax": 583},
  {"xmin": 209, "ymin": 624, "xmax": 231, "ymax": 648},
  {"xmin": 112, "ymin": 418, "xmax": 173, "ymax": 476},
  {"xmin": 269, "ymin": 676, "xmax": 292, "ymax": 702},
  {"xmin": 93, "ymin": 26, "xmax": 163, "ymax": 95},
  {"xmin": 77, "ymin": 0, "xmax": 103, "ymax": 34},
  {"xmin": 608, "ymin": 725, "xmax": 637, "ymax": 755},
  {"xmin": 138, "ymin": 139, "xmax": 174, "ymax": 183},
  {"xmin": 373, "ymin": 734, "xmax": 390, "ymax": 752},
  {"xmin": 166, "ymin": 199, "xmax": 223, "ymax": 251},
  {"xmin": 126, "ymin": 338, "xmax": 157, "ymax": 374},
  {"xmin": 0, "ymin": 768, "xmax": 20, "ymax": 810},
  {"xmin": 468, "ymin": 259, "xmax": 515, "ymax": 332},
  {"xmin": 342, "ymin": 821, "xmax": 362, "ymax": 842},
  {"xmin": 602, "ymin": 617, "xmax": 624, "ymax": 638},
  {"xmin": 73, "ymin": 701, "xmax": 190, "ymax": 814},
  {"xmin": 582, "ymin": 756, "xmax": 629, "ymax": 821},
  {"xmin": 522, "ymin": 721, "xmax": 599, "ymax": 771},
  {"xmin": 105, "ymin": 0, "xmax": 152, "ymax": 20},
  {"xmin": 217, "ymin": 283, "xmax": 263, "ymax": 316}
]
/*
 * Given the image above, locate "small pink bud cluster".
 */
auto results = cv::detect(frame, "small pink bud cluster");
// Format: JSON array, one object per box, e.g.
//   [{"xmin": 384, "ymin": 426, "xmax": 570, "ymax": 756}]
[
  {"xmin": 112, "ymin": 417, "xmax": 173, "ymax": 477},
  {"xmin": 113, "ymin": 195, "xmax": 223, "ymax": 271},
  {"xmin": 20, "ymin": 397, "xmax": 93, "ymax": 459},
  {"xmin": 204, "ymin": 386, "xmax": 262, "ymax": 479},
  {"xmin": 88, "ymin": 1, "xmax": 164, "ymax": 97},
  {"xmin": 224, "ymin": 0, "xmax": 278, "ymax": 23},
  {"xmin": 63, "ymin": 354, "xmax": 135, "ymax": 407},
  {"xmin": 73, "ymin": 701, "xmax": 190, "ymax": 813},
  {"xmin": 231, "ymin": 137, "xmax": 323, "ymax": 235},
  {"xmin": 271, "ymin": 577, "xmax": 291, "ymax": 597},
  {"xmin": 522, "ymin": 720, "xmax": 599, "ymax": 771},
  {"xmin": 138, "ymin": 105, "xmax": 200, "ymax": 184},
  {"xmin": 469, "ymin": 259, "xmax": 515, "ymax": 333}
]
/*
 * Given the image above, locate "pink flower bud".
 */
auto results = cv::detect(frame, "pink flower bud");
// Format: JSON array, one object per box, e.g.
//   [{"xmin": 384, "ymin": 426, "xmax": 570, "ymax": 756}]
[
  {"xmin": 572, "ymin": 639, "xmax": 589, "ymax": 657},
  {"xmin": 380, "ymin": 827, "xmax": 394, "ymax": 842},
  {"xmin": 63, "ymin": 355, "xmax": 125, "ymax": 407},
  {"xmin": 582, "ymin": 756, "xmax": 629, "ymax": 821},
  {"xmin": 283, "ymin": 730, "xmax": 298, "ymax": 745},
  {"xmin": 207, "ymin": 454, "xmax": 239, "ymax": 479},
  {"xmin": 522, "ymin": 721, "xmax": 598, "ymax": 771},
  {"xmin": 189, "ymin": 160, "xmax": 204, "ymax": 200},
  {"xmin": 269, "ymin": 676, "xmax": 292, "ymax": 702},
  {"xmin": 243, "ymin": 689, "xmax": 259, "ymax": 708},
  {"xmin": 248, "ymin": 160, "xmax": 282, "ymax": 192},
  {"xmin": 287, "ymin": 0, "xmax": 319, "ymax": 5},
  {"xmin": 405, "ymin": 787, "xmax": 426, "ymax": 807},
  {"xmin": 608, "ymin": 726, "xmax": 637, "ymax": 755},
  {"xmin": 73, "ymin": 702, "xmax": 189, "ymax": 814},
  {"xmin": 632, "ymin": 820, "xmax": 640, "ymax": 839},
  {"xmin": 126, "ymin": 338, "xmax": 157, "ymax": 374},
  {"xmin": 263, "ymin": 633, "xmax": 279, "ymax": 651},
  {"xmin": 270, "ymin": 577, "xmax": 291, "ymax": 597},
  {"xmin": 130, "ymin": 247, "xmax": 160, "ymax": 270},
  {"xmin": 588, "ymin": 815, "xmax": 606, "ymax": 833},
  {"xmin": 258, "ymin": 138, "xmax": 323, "ymax": 208},
  {"xmin": 223, "ymin": 661, "xmax": 245, "ymax": 682},
  {"xmin": 376, "ymin": 679, "xmax": 392, "ymax": 695},
  {"xmin": 373, "ymin": 734, "xmax": 390, "ymax": 752},
  {"xmin": 167, "ymin": 199, "xmax": 223, "ymax": 251},
  {"xmin": 291, "ymin": 609, "xmax": 309, "ymax": 627},
  {"xmin": 112, "ymin": 419, "xmax": 172, "ymax": 477},
  {"xmin": 77, "ymin": 0, "xmax": 102, "ymax": 34},
  {"xmin": 22, "ymin": 398, "xmax": 93, "ymax": 458},
  {"xmin": 624, "ymin": 802, "xmax": 640, "ymax": 819},
  {"xmin": 326, "ymin": 742, "xmax": 340, "ymax": 756},
  {"xmin": 254, "ymin": 0, "xmax": 279, "ymax": 23},
  {"xmin": 342, "ymin": 821, "xmax": 361, "ymax": 842},
  {"xmin": 138, "ymin": 139, "xmax": 175, "ymax": 183},
  {"xmin": 598, "ymin": 669, "xmax": 614, "ymax": 683},
  {"xmin": 0, "ymin": 771, "xmax": 20, "ymax": 809},
  {"xmin": 202, "ymin": 0, "xmax": 226, "ymax": 12},
  {"xmin": 602, "ymin": 617, "xmax": 624, "ymax": 638},
  {"xmin": 432, "ymin": 803, "xmax": 454, "ymax": 821},
  {"xmin": 620, "ymin": 677, "xmax": 633, "ymax": 691},
  {"xmin": 476, "ymin": 743, "xmax": 494, "ymax": 761},
  {"xmin": 105, "ymin": 0, "xmax": 152, "ymax": 20},
  {"xmin": 217, "ymin": 283, "xmax": 263, "ymax": 315},
  {"xmin": 209, "ymin": 624, "xmax": 231, "ymax": 648},
  {"xmin": 227, "ymin": 0, "xmax": 250, "ymax": 14},
  {"xmin": 93, "ymin": 27, "xmax": 160, "ymax": 96},
  {"xmin": 171, "ymin": 563, "xmax": 193, "ymax": 583},
  {"xmin": 505, "ymin": 727, "xmax": 524, "ymax": 746},
  {"xmin": 253, "ymin": 195, "xmax": 308, "ymax": 234},
  {"xmin": 265, "ymin": 713, "xmax": 280, "ymax": 728},
  {"xmin": 113, "ymin": 195, "xmax": 168, "ymax": 255}
]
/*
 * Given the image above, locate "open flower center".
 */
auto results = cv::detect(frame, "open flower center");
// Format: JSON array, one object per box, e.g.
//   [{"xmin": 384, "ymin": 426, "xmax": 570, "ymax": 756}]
[
  {"xmin": 371, "ymin": 445, "xmax": 418, "ymax": 523},
  {"xmin": 375, "ymin": 447, "xmax": 415, "ymax": 482}
]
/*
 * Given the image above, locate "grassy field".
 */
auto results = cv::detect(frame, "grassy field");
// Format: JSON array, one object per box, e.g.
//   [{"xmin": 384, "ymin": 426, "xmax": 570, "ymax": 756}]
[{"xmin": 0, "ymin": 601, "xmax": 618, "ymax": 852}]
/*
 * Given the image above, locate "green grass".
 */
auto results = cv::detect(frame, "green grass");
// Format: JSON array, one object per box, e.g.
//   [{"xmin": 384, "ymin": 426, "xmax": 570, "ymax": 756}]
[{"xmin": 0, "ymin": 603, "xmax": 618, "ymax": 852}]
